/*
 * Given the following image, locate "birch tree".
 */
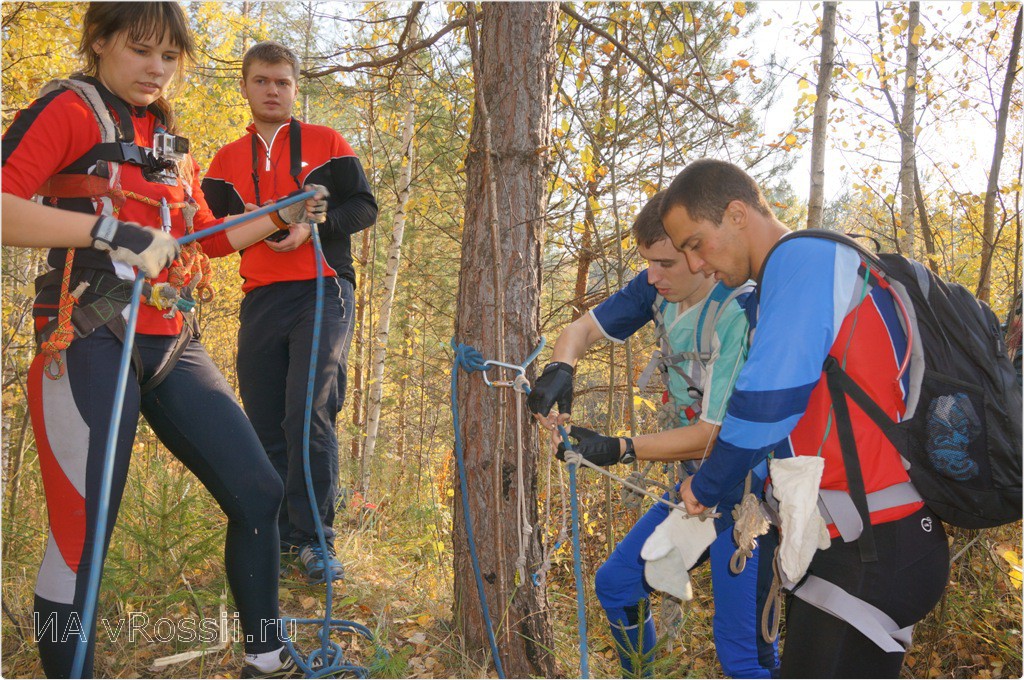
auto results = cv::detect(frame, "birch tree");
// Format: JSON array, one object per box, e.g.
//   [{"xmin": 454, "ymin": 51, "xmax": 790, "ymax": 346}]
[{"xmin": 360, "ymin": 7, "xmax": 421, "ymax": 494}]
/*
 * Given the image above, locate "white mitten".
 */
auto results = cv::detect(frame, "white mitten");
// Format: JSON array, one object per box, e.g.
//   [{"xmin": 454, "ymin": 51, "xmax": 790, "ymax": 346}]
[
  {"xmin": 769, "ymin": 456, "xmax": 831, "ymax": 584},
  {"xmin": 641, "ymin": 509, "xmax": 717, "ymax": 601}
]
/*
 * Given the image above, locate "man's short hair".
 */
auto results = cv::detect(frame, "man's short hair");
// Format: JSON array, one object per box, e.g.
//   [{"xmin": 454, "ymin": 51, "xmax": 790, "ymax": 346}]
[
  {"xmin": 661, "ymin": 159, "xmax": 774, "ymax": 225},
  {"xmin": 242, "ymin": 40, "xmax": 300, "ymax": 80},
  {"xmin": 631, "ymin": 190, "xmax": 669, "ymax": 248}
]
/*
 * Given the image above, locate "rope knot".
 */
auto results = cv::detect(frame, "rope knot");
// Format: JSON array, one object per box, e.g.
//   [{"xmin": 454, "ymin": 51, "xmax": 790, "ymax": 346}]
[
  {"xmin": 451, "ymin": 340, "xmax": 489, "ymax": 373},
  {"xmin": 562, "ymin": 450, "xmax": 583, "ymax": 467},
  {"xmin": 512, "ymin": 373, "xmax": 531, "ymax": 394}
]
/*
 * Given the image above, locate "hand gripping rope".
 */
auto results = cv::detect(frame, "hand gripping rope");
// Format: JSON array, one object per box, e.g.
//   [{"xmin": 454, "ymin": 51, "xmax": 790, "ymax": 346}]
[
  {"xmin": 451, "ymin": 340, "xmax": 590, "ymax": 679},
  {"xmin": 73, "ymin": 192, "xmax": 381, "ymax": 678}
]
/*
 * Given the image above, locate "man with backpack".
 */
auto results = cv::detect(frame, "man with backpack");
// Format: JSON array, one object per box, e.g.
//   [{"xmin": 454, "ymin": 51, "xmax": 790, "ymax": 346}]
[
  {"xmin": 529, "ymin": 192, "xmax": 779, "ymax": 678},
  {"xmin": 659, "ymin": 159, "xmax": 954, "ymax": 677}
]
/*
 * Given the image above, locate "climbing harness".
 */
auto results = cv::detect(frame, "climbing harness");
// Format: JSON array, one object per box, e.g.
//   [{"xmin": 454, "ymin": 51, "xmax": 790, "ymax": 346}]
[
  {"xmin": 637, "ymin": 283, "xmax": 754, "ymax": 431},
  {"xmin": 71, "ymin": 192, "xmax": 317, "ymax": 678},
  {"xmin": 34, "ymin": 77, "xmax": 212, "ymax": 383}
]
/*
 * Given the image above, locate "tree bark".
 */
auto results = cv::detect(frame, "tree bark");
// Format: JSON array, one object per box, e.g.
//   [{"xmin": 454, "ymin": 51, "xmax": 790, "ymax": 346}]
[
  {"xmin": 978, "ymin": 7, "xmax": 1022, "ymax": 303},
  {"xmin": 898, "ymin": 2, "xmax": 920, "ymax": 257},
  {"xmin": 453, "ymin": 4, "xmax": 557, "ymax": 677},
  {"xmin": 914, "ymin": 166, "xmax": 940, "ymax": 273},
  {"xmin": 807, "ymin": 1, "xmax": 836, "ymax": 231},
  {"xmin": 360, "ymin": 13, "xmax": 419, "ymax": 494}
]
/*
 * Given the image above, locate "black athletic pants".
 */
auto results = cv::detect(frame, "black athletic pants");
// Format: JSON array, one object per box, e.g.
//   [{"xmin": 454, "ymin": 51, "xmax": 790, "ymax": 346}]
[
  {"xmin": 28, "ymin": 328, "xmax": 284, "ymax": 678},
  {"xmin": 780, "ymin": 505, "xmax": 949, "ymax": 678},
  {"xmin": 237, "ymin": 277, "xmax": 354, "ymax": 549}
]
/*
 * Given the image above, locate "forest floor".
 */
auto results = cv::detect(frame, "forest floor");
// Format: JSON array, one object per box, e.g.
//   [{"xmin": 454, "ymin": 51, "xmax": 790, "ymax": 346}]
[{"xmin": 1, "ymin": 448, "xmax": 1021, "ymax": 679}]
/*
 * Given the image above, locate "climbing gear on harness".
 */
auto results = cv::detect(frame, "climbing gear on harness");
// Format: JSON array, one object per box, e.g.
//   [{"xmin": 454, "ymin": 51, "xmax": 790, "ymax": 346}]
[
  {"xmin": 557, "ymin": 425, "xmax": 625, "ymax": 467},
  {"xmin": 70, "ymin": 193, "xmax": 321, "ymax": 679},
  {"xmin": 761, "ymin": 547, "xmax": 783, "ymax": 644},
  {"xmin": 90, "ymin": 215, "xmax": 181, "ymax": 278},
  {"xmin": 297, "ymin": 540, "xmax": 344, "ymax": 583},
  {"xmin": 762, "ymin": 230, "xmax": 1022, "ymax": 531},
  {"xmin": 729, "ymin": 473, "xmax": 771, "ymax": 575},
  {"xmin": 526, "ymin": 361, "xmax": 575, "ymax": 417}
]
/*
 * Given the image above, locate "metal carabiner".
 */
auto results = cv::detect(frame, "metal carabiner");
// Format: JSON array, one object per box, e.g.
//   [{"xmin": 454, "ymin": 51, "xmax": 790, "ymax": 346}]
[{"xmin": 481, "ymin": 359, "xmax": 526, "ymax": 388}]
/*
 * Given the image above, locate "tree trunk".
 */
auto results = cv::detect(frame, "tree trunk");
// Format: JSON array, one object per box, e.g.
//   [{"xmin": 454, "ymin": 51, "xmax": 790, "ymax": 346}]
[
  {"xmin": 453, "ymin": 4, "xmax": 557, "ymax": 677},
  {"xmin": 978, "ymin": 7, "xmax": 1022, "ymax": 303},
  {"xmin": 350, "ymin": 92, "xmax": 377, "ymax": 466},
  {"xmin": 807, "ymin": 1, "xmax": 837, "ymax": 230},
  {"xmin": 914, "ymin": 166, "xmax": 940, "ymax": 274},
  {"xmin": 898, "ymin": 2, "xmax": 920, "ymax": 256},
  {"xmin": 360, "ymin": 14, "xmax": 419, "ymax": 494}
]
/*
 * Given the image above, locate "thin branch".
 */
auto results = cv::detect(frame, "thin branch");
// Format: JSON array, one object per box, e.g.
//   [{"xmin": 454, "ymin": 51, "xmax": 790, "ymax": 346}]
[{"xmin": 558, "ymin": 3, "xmax": 730, "ymax": 126}]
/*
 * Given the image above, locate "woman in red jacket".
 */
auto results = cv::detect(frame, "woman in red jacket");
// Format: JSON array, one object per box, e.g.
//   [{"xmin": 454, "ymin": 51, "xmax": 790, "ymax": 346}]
[{"xmin": 1, "ymin": 3, "xmax": 325, "ymax": 676}]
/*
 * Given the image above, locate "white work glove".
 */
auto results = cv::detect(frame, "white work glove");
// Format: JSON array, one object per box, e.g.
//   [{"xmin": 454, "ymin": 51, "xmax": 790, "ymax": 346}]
[
  {"xmin": 641, "ymin": 508, "xmax": 717, "ymax": 601},
  {"xmin": 274, "ymin": 184, "xmax": 330, "ymax": 226},
  {"xmin": 769, "ymin": 456, "xmax": 831, "ymax": 585},
  {"xmin": 90, "ymin": 215, "xmax": 180, "ymax": 279}
]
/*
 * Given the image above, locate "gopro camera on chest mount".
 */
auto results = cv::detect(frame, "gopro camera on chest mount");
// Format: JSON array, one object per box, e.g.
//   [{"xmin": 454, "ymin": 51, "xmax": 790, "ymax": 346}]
[{"xmin": 144, "ymin": 132, "xmax": 190, "ymax": 185}]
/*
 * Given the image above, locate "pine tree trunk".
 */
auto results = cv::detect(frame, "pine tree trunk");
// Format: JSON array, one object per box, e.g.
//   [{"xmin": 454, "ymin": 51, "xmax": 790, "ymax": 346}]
[
  {"xmin": 978, "ymin": 7, "xmax": 1022, "ymax": 303},
  {"xmin": 453, "ymin": 4, "xmax": 557, "ymax": 676},
  {"xmin": 360, "ymin": 16, "xmax": 419, "ymax": 494},
  {"xmin": 807, "ymin": 1, "xmax": 836, "ymax": 230}
]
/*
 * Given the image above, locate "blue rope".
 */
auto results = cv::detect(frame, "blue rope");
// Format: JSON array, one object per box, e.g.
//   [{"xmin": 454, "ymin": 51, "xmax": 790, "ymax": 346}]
[
  {"xmin": 279, "ymin": 222, "xmax": 381, "ymax": 677},
  {"xmin": 556, "ymin": 423, "xmax": 589, "ymax": 679},
  {"xmin": 71, "ymin": 274, "xmax": 145, "ymax": 678},
  {"xmin": 514, "ymin": 383, "xmax": 589, "ymax": 679},
  {"xmin": 450, "ymin": 340, "xmax": 506, "ymax": 678},
  {"xmin": 71, "ymin": 190, "xmax": 322, "ymax": 678},
  {"xmin": 450, "ymin": 341, "xmax": 589, "ymax": 679}
]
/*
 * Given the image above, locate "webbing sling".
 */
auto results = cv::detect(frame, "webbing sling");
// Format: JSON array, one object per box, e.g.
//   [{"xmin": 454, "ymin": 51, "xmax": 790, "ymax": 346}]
[
  {"xmin": 789, "ymin": 575, "xmax": 914, "ymax": 654},
  {"xmin": 251, "ymin": 117, "xmax": 303, "ymax": 205}
]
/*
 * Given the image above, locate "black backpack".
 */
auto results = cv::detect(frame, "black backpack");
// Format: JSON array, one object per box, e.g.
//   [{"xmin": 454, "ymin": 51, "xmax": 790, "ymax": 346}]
[{"xmin": 763, "ymin": 230, "xmax": 1022, "ymax": 531}]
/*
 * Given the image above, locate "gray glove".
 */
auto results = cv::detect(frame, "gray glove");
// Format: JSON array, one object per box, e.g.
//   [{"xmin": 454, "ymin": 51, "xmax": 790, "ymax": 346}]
[
  {"xmin": 276, "ymin": 184, "xmax": 330, "ymax": 225},
  {"xmin": 90, "ymin": 215, "xmax": 180, "ymax": 279}
]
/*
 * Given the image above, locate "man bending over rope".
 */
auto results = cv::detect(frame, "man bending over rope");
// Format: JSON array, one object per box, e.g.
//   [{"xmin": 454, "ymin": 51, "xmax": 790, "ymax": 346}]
[{"xmin": 528, "ymin": 191, "xmax": 778, "ymax": 678}]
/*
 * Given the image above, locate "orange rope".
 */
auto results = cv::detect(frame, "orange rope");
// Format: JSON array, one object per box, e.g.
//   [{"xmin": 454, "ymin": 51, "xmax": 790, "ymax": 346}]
[
  {"xmin": 38, "ymin": 184, "xmax": 215, "ymax": 379},
  {"xmin": 120, "ymin": 190, "xmax": 214, "ymax": 302},
  {"xmin": 40, "ymin": 249, "xmax": 79, "ymax": 380}
]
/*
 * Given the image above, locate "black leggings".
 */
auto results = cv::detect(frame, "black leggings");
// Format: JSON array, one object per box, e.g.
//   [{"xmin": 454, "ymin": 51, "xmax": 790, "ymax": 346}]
[
  {"xmin": 779, "ymin": 505, "xmax": 949, "ymax": 678},
  {"xmin": 29, "ymin": 328, "xmax": 284, "ymax": 677}
]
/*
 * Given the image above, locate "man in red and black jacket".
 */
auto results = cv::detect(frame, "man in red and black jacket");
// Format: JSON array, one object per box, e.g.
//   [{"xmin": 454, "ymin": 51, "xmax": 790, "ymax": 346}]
[{"xmin": 202, "ymin": 40, "xmax": 377, "ymax": 583}]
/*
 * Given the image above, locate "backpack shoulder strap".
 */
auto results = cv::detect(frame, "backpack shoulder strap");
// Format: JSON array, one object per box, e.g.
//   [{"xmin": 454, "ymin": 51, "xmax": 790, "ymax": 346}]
[{"xmin": 757, "ymin": 229, "xmax": 887, "ymax": 290}]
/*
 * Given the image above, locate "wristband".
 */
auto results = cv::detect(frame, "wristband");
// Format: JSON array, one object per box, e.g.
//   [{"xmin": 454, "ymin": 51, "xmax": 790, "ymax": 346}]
[{"xmin": 270, "ymin": 210, "xmax": 290, "ymax": 230}]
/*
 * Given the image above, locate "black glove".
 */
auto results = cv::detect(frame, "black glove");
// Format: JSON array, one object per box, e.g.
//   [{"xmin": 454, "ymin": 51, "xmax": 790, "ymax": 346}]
[
  {"xmin": 556, "ymin": 425, "xmax": 622, "ymax": 467},
  {"xmin": 90, "ymin": 215, "xmax": 180, "ymax": 279},
  {"xmin": 527, "ymin": 361, "xmax": 574, "ymax": 417}
]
